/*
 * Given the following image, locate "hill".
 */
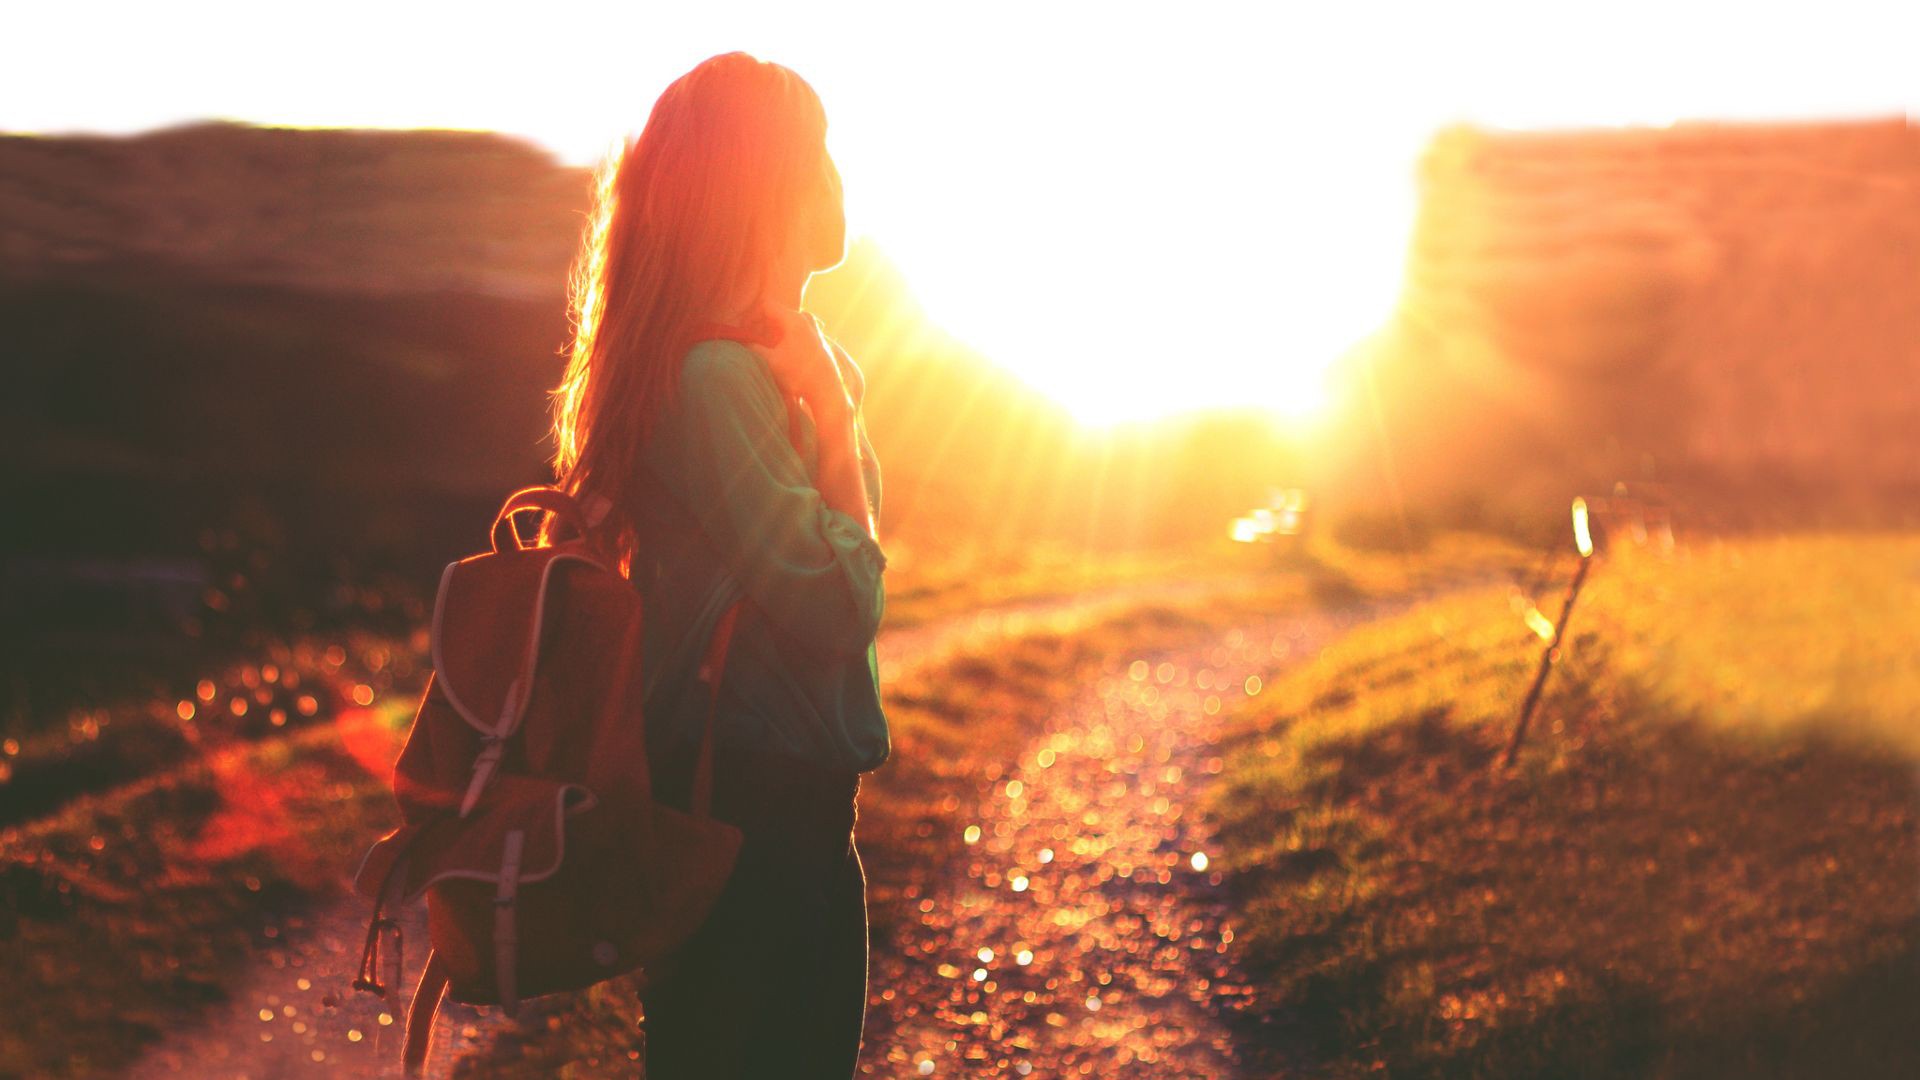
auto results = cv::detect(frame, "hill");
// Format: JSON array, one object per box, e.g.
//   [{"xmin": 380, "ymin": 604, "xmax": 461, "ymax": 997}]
[
  {"xmin": 0, "ymin": 120, "xmax": 582, "ymax": 296},
  {"xmin": 1324, "ymin": 117, "xmax": 1920, "ymax": 530}
]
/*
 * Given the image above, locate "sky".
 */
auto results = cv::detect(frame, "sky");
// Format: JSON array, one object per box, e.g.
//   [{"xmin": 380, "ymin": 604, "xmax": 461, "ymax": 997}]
[{"xmin": 7, "ymin": 1, "xmax": 1917, "ymax": 422}]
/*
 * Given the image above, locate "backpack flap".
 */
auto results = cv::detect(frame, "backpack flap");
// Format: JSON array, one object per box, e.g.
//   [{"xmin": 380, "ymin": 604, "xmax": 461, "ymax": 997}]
[
  {"xmin": 422, "ymin": 540, "xmax": 627, "ymax": 818},
  {"xmin": 354, "ymin": 773, "xmax": 595, "ymax": 1017},
  {"xmin": 430, "ymin": 546, "xmax": 606, "ymax": 747},
  {"xmin": 354, "ymin": 773, "xmax": 594, "ymax": 906}
]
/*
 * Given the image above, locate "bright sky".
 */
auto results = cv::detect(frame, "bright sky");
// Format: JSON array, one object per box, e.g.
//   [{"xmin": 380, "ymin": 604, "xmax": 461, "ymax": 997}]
[{"xmin": 7, "ymin": 1, "xmax": 1916, "ymax": 423}]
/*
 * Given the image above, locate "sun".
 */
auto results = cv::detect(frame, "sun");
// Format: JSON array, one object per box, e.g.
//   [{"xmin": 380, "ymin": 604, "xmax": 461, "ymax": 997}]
[{"xmin": 826, "ymin": 108, "xmax": 1410, "ymax": 427}]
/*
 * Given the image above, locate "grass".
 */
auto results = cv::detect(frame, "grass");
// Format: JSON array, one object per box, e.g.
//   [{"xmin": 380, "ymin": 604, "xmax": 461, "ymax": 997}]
[
  {"xmin": 1207, "ymin": 532, "xmax": 1920, "ymax": 1078},
  {"xmin": 0, "ymin": 702, "xmax": 411, "ymax": 1077},
  {"xmin": 878, "ymin": 540, "xmax": 1233, "ymax": 629},
  {"xmin": 880, "ymin": 529, "xmax": 1531, "ymax": 631}
]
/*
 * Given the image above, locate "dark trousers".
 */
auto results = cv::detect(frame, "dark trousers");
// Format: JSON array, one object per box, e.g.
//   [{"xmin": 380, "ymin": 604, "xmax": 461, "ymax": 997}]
[{"xmin": 642, "ymin": 742, "xmax": 869, "ymax": 1079}]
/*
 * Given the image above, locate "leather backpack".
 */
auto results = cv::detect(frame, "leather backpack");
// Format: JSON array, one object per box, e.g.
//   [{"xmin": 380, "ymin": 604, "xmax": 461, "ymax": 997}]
[{"xmin": 351, "ymin": 485, "xmax": 747, "ymax": 1074}]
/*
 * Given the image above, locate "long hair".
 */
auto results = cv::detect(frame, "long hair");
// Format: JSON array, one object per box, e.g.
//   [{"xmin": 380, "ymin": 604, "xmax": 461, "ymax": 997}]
[{"xmin": 548, "ymin": 51, "xmax": 835, "ymax": 569}]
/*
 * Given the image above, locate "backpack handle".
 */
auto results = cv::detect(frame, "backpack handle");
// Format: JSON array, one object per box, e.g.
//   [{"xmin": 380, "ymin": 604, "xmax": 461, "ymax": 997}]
[{"xmin": 491, "ymin": 487, "xmax": 592, "ymax": 554}]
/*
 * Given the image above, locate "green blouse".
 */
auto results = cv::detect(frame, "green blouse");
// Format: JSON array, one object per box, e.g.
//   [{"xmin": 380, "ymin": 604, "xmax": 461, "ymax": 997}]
[{"xmin": 632, "ymin": 337, "xmax": 890, "ymax": 774}]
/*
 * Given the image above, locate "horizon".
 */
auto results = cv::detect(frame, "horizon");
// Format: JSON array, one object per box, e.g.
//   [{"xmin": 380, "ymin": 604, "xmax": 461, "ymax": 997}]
[{"xmin": 7, "ymin": 0, "xmax": 1918, "ymax": 422}]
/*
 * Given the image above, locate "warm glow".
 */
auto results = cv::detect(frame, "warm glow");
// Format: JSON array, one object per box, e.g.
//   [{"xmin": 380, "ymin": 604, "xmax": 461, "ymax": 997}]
[{"xmin": 7, "ymin": 1, "xmax": 1914, "ymax": 421}]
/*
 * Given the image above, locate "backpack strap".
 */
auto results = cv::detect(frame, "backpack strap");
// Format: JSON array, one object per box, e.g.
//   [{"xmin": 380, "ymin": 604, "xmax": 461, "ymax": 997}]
[
  {"xmin": 403, "ymin": 949, "xmax": 449, "ymax": 1076},
  {"xmin": 491, "ymin": 486, "xmax": 593, "ymax": 554},
  {"xmin": 691, "ymin": 599, "xmax": 746, "ymax": 819},
  {"xmin": 353, "ymin": 811, "xmax": 453, "ymax": 1002},
  {"xmin": 493, "ymin": 829, "xmax": 527, "ymax": 1017}
]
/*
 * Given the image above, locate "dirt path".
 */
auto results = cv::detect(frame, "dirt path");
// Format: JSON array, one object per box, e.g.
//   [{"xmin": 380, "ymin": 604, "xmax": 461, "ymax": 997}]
[
  {"xmin": 852, "ymin": 600, "xmax": 1376, "ymax": 1077},
  {"xmin": 122, "ymin": 575, "xmax": 1270, "ymax": 1079}
]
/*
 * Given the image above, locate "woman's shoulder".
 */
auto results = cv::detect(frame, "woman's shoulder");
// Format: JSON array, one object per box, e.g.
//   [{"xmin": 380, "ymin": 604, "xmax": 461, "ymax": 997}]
[
  {"xmin": 663, "ymin": 337, "xmax": 789, "ymax": 440},
  {"xmin": 681, "ymin": 337, "xmax": 776, "ymax": 399}
]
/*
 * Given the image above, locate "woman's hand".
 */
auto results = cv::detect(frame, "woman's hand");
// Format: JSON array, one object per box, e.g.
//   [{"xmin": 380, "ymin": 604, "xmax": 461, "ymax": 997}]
[
  {"xmin": 755, "ymin": 307, "xmax": 854, "ymax": 416},
  {"xmin": 749, "ymin": 305, "xmax": 876, "ymax": 540}
]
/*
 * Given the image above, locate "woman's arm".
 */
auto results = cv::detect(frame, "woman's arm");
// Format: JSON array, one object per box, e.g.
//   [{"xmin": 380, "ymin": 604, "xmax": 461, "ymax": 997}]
[
  {"xmin": 828, "ymin": 337, "xmax": 881, "ymax": 531},
  {"xmin": 663, "ymin": 340, "xmax": 886, "ymax": 661},
  {"xmin": 809, "ymin": 397, "xmax": 875, "ymax": 541},
  {"xmin": 755, "ymin": 311, "xmax": 877, "ymax": 542}
]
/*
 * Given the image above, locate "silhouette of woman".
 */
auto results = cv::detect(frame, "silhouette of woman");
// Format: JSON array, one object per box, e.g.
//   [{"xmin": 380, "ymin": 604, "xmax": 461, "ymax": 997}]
[{"xmin": 548, "ymin": 51, "xmax": 888, "ymax": 1079}]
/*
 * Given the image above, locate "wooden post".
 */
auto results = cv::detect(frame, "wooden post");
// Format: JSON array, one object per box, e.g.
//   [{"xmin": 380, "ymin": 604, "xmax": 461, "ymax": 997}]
[{"xmin": 1500, "ymin": 499, "xmax": 1595, "ymax": 768}]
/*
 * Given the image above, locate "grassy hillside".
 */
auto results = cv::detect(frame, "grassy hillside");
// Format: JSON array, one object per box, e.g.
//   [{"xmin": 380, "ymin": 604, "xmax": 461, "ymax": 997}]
[
  {"xmin": 1322, "ymin": 119, "xmax": 1920, "ymax": 529},
  {"xmin": 0, "ymin": 122, "xmax": 583, "ymax": 295},
  {"xmin": 1208, "ymin": 534, "xmax": 1919, "ymax": 1077}
]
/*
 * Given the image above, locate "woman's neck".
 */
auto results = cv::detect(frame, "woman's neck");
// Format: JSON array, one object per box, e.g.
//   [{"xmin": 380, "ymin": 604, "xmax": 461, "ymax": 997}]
[{"xmin": 715, "ymin": 262, "xmax": 807, "ymax": 327}]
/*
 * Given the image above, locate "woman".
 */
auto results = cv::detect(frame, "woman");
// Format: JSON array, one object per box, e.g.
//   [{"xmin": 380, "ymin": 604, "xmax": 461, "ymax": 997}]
[{"xmin": 547, "ymin": 52, "xmax": 889, "ymax": 1079}]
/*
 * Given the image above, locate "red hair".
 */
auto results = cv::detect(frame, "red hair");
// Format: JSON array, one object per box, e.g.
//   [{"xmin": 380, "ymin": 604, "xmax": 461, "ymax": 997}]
[{"xmin": 548, "ymin": 51, "xmax": 834, "ymax": 568}]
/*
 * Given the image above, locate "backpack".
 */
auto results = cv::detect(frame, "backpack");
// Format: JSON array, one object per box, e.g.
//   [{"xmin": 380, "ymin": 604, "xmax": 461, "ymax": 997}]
[{"xmin": 351, "ymin": 485, "xmax": 746, "ymax": 1075}]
